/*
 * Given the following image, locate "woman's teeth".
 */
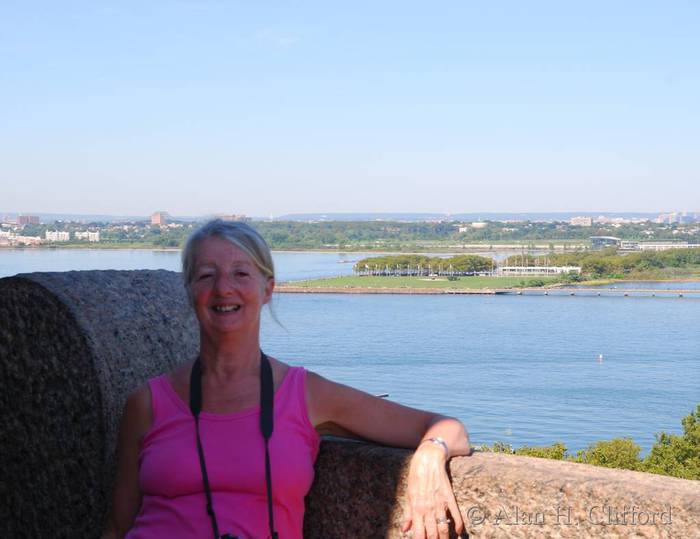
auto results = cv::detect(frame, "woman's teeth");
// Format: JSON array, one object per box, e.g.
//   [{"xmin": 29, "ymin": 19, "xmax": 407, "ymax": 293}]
[{"xmin": 213, "ymin": 305, "xmax": 241, "ymax": 312}]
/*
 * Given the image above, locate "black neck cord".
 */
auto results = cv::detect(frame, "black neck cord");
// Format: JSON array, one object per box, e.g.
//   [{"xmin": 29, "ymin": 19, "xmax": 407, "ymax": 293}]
[{"xmin": 189, "ymin": 352, "xmax": 278, "ymax": 539}]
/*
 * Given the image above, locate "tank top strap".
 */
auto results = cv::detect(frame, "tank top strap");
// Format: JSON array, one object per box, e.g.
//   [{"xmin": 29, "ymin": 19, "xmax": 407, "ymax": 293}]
[
  {"xmin": 279, "ymin": 366, "xmax": 305, "ymax": 409},
  {"xmin": 147, "ymin": 374, "xmax": 185, "ymax": 427},
  {"xmin": 277, "ymin": 366, "xmax": 317, "ymax": 440}
]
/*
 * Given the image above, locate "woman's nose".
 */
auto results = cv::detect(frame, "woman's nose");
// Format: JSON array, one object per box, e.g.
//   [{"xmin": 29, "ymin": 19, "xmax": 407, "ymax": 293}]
[{"xmin": 214, "ymin": 273, "xmax": 237, "ymax": 294}]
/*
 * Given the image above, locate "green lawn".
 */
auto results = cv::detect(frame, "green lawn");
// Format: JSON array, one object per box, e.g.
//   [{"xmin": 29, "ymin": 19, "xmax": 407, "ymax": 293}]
[{"xmin": 283, "ymin": 275, "xmax": 559, "ymax": 289}]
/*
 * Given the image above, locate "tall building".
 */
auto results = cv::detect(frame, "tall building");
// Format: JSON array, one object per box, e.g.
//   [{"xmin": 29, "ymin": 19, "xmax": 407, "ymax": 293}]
[
  {"xmin": 151, "ymin": 211, "xmax": 170, "ymax": 226},
  {"xmin": 217, "ymin": 214, "xmax": 249, "ymax": 222},
  {"xmin": 656, "ymin": 212, "xmax": 683, "ymax": 224},
  {"xmin": 18, "ymin": 215, "xmax": 40, "ymax": 225}
]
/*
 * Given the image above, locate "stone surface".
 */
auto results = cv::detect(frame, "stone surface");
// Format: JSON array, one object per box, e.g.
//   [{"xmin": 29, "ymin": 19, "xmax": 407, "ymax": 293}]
[
  {"xmin": 1, "ymin": 269, "xmax": 698, "ymax": 538},
  {"xmin": 0, "ymin": 270, "xmax": 198, "ymax": 537},
  {"xmin": 306, "ymin": 441, "xmax": 700, "ymax": 538}
]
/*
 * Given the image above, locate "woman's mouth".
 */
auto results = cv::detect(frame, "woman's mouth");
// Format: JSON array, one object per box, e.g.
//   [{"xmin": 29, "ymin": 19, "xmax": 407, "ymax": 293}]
[{"xmin": 213, "ymin": 304, "xmax": 241, "ymax": 313}]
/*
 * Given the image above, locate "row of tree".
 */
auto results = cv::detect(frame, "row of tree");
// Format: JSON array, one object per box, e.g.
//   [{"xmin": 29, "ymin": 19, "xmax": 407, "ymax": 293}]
[
  {"xmin": 353, "ymin": 254, "xmax": 494, "ymax": 274},
  {"xmin": 487, "ymin": 405, "xmax": 700, "ymax": 480},
  {"xmin": 252, "ymin": 220, "xmax": 700, "ymax": 247},
  {"xmin": 355, "ymin": 248, "xmax": 700, "ymax": 280},
  {"xmin": 17, "ymin": 219, "xmax": 700, "ymax": 250}
]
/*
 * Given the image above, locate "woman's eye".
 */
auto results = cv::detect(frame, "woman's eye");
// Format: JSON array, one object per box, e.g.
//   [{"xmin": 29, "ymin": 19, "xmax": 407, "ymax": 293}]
[
  {"xmin": 197, "ymin": 273, "xmax": 213, "ymax": 281},
  {"xmin": 235, "ymin": 271, "xmax": 249, "ymax": 277}
]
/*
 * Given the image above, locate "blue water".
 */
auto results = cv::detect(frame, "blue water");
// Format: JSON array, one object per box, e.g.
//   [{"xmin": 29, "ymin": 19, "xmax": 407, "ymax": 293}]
[
  {"xmin": 587, "ymin": 280, "xmax": 700, "ymax": 290},
  {"xmin": 0, "ymin": 248, "xmax": 361, "ymax": 282},
  {"xmin": 3, "ymin": 248, "xmax": 699, "ymax": 453},
  {"xmin": 262, "ymin": 294, "xmax": 700, "ymax": 453}
]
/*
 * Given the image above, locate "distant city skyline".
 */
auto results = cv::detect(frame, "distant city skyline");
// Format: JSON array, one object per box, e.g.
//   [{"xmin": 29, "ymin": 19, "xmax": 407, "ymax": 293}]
[
  {"xmin": 2, "ymin": 210, "xmax": 698, "ymax": 224},
  {"xmin": 2, "ymin": 2, "xmax": 699, "ymax": 215}
]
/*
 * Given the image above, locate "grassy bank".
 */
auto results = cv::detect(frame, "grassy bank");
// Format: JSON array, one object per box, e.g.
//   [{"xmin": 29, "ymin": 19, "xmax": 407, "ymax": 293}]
[{"xmin": 281, "ymin": 275, "xmax": 558, "ymax": 290}]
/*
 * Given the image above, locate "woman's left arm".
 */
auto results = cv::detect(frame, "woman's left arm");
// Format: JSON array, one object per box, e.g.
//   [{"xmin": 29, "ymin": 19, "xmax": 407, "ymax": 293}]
[{"xmin": 306, "ymin": 371, "xmax": 470, "ymax": 539}]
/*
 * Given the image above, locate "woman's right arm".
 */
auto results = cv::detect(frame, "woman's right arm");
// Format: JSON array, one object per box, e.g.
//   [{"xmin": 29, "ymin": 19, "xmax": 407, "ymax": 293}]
[{"xmin": 101, "ymin": 384, "xmax": 152, "ymax": 539}]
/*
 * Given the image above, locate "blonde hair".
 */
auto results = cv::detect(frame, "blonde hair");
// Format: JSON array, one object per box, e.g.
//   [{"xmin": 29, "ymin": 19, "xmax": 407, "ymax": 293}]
[{"xmin": 181, "ymin": 219, "xmax": 274, "ymax": 303}]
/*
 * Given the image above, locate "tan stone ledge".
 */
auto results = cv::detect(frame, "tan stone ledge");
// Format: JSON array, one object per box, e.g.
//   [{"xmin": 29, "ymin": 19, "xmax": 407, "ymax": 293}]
[{"xmin": 307, "ymin": 440, "xmax": 700, "ymax": 538}]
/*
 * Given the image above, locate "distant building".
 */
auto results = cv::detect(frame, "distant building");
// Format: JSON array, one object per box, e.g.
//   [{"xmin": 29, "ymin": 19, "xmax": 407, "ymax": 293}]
[
  {"xmin": 45, "ymin": 230, "xmax": 70, "ymax": 242},
  {"xmin": 592, "ymin": 215, "xmax": 643, "ymax": 224},
  {"xmin": 151, "ymin": 211, "xmax": 170, "ymax": 226},
  {"xmin": 497, "ymin": 266, "xmax": 581, "ymax": 276},
  {"xmin": 217, "ymin": 214, "xmax": 249, "ymax": 222},
  {"xmin": 620, "ymin": 241, "xmax": 699, "ymax": 252},
  {"xmin": 570, "ymin": 216, "xmax": 592, "ymax": 226},
  {"xmin": 75, "ymin": 231, "xmax": 100, "ymax": 242},
  {"xmin": 12, "ymin": 235, "xmax": 42, "ymax": 245},
  {"xmin": 656, "ymin": 212, "xmax": 680, "ymax": 224},
  {"xmin": 18, "ymin": 215, "xmax": 40, "ymax": 225},
  {"xmin": 455, "ymin": 222, "xmax": 487, "ymax": 232},
  {"xmin": 655, "ymin": 212, "xmax": 699, "ymax": 224},
  {"xmin": 590, "ymin": 236, "xmax": 621, "ymax": 250}
]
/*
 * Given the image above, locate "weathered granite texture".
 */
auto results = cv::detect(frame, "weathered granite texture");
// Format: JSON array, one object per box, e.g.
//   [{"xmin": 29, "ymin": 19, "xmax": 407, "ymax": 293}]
[
  {"xmin": 306, "ymin": 441, "xmax": 700, "ymax": 538},
  {"xmin": 1, "ymin": 269, "xmax": 699, "ymax": 538},
  {"xmin": 0, "ymin": 270, "xmax": 198, "ymax": 537}
]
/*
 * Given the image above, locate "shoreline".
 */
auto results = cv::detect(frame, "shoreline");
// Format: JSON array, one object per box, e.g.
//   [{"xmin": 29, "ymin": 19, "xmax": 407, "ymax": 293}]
[
  {"xmin": 276, "ymin": 286, "xmax": 502, "ymax": 295},
  {"xmin": 276, "ymin": 284, "xmax": 700, "ymax": 296},
  {"xmin": 277, "ymin": 275, "xmax": 700, "ymax": 295},
  {"xmin": 0, "ymin": 244, "xmax": 585, "ymax": 254},
  {"xmin": 0, "ymin": 245, "xmax": 182, "ymax": 252}
]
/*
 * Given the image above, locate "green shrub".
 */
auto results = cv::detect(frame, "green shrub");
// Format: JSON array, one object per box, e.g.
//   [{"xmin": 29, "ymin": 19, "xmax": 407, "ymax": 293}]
[
  {"xmin": 525, "ymin": 279, "xmax": 546, "ymax": 287},
  {"xmin": 516, "ymin": 442, "xmax": 568, "ymax": 460},
  {"xmin": 573, "ymin": 438, "xmax": 641, "ymax": 471},
  {"xmin": 484, "ymin": 441, "xmax": 514, "ymax": 453},
  {"xmin": 641, "ymin": 405, "xmax": 700, "ymax": 480}
]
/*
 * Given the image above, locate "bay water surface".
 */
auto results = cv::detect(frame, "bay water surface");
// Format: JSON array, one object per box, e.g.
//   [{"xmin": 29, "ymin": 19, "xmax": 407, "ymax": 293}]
[{"xmin": 2, "ymin": 248, "xmax": 699, "ymax": 452}]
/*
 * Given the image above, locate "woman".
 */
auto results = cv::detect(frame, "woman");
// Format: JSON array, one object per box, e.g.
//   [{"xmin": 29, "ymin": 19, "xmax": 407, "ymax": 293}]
[{"xmin": 104, "ymin": 219, "xmax": 470, "ymax": 539}]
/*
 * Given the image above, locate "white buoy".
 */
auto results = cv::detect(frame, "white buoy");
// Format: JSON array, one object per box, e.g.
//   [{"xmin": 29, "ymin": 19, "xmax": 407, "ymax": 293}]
[{"xmin": 598, "ymin": 354, "xmax": 604, "ymax": 363}]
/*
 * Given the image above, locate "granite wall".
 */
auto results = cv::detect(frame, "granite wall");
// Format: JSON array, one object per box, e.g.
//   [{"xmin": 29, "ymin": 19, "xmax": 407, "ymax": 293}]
[
  {"xmin": 1, "ymin": 270, "xmax": 698, "ymax": 538},
  {"xmin": 0, "ymin": 270, "xmax": 199, "ymax": 537},
  {"xmin": 305, "ymin": 441, "xmax": 700, "ymax": 538}
]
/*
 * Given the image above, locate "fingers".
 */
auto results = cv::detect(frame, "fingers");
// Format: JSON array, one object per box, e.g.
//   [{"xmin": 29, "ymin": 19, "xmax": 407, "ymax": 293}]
[
  {"xmin": 412, "ymin": 515, "xmax": 426, "ymax": 539},
  {"xmin": 409, "ymin": 513, "xmax": 450, "ymax": 539},
  {"xmin": 404, "ymin": 451, "xmax": 464, "ymax": 539},
  {"xmin": 425, "ymin": 513, "xmax": 439, "ymax": 539},
  {"xmin": 436, "ymin": 514, "xmax": 450, "ymax": 539},
  {"xmin": 401, "ymin": 502, "xmax": 413, "ymax": 532},
  {"xmin": 446, "ymin": 494, "xmax": 464, "ymax": 534},
  {"xmin": 403, "ymin": 500, "xmax": 451, "ymax": 539}
]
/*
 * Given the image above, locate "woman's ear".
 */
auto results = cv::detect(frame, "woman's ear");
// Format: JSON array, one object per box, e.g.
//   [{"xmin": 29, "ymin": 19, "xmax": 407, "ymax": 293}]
[{"xmin": 263, "ymin": 277, "xmax": 275, "ymax": 304}]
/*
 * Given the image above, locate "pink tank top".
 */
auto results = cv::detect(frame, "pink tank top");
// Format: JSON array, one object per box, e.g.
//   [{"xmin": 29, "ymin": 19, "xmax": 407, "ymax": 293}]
[{"xmin": 126, "ymin": 366, "xmax": 321, "ymax": 539}]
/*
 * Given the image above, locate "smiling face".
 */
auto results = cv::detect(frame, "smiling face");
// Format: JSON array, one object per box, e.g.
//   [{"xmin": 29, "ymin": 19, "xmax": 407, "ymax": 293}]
[{"xmin": 189, "ymin": 235, "xmax": 274, "ymax": 338}]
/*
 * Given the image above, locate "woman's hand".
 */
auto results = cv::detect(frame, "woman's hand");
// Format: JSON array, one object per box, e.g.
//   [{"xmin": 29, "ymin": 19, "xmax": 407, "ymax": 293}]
[
  {"xmin": 401, "ymin": 442, "xmax": 463, "ymax": 539},
  {"xmin": 305, "ymin": 373, "xmax": 470, "ymax": 537}
]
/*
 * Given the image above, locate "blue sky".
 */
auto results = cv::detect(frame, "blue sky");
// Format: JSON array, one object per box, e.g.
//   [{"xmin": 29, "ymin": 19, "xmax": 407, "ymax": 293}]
[{"xmin": 1, "ymin": 1, "xmax": 698, "ymax": 216}]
